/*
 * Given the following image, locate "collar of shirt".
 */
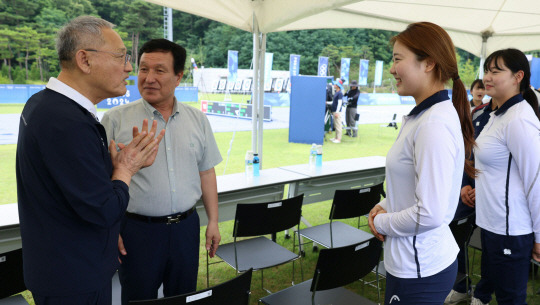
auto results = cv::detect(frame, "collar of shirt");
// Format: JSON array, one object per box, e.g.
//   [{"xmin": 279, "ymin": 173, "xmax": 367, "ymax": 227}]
[
  {"xmin": 46, "ymin": 77, "xmax": 98, "ymax": 120},
  {"xmin": 141, "ymin": 97, "xmax": 180, "ymax": 119},
  {"xmin": 408, "ymin": 90, "xmax": 449, "ymax": 116},
  {"xmin": 494, "ymin": 94, "xmax": 523, "ymax": 116},
  {"xmin": 485, "ymin": 100, "xmax": 495, "ymax": 114}
]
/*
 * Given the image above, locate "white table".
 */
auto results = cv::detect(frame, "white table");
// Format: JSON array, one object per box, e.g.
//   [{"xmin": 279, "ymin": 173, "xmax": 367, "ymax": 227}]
[
  {"xmin": 0, "ymin": 203, "xmax": 21, "ymax": 253},
  {"xmin": 1, "ymin": 157, "xmax": 386, "ymax": 251},
  {"xmin": 281, "ymin": 156, "xmax": 386, "ymax": 204},
  {"xmin": 195, "ymin": 168, "xmax": 309, "ymax": 226}
]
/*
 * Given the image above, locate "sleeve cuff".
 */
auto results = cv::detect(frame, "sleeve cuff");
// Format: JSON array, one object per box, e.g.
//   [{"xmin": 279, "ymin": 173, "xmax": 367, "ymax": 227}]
[
  {"xmin": 373, "ymin": 213, "xmax": 387, "ymax": 236},
  {"xmin": 112, "ymin": 180, "xmax": 129, "ymax": 195}
]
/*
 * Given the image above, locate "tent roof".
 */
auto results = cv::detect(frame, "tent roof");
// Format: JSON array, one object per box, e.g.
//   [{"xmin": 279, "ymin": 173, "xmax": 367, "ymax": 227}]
[{"xmin": 145, "ymin": 0, "xmax": 540, "ymax": 57}]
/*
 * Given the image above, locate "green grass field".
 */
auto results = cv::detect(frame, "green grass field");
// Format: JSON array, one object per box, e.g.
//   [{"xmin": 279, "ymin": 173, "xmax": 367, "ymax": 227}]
[{"xmin": 3, "ymin": 101, "xmax": 540, "ymax": 304}]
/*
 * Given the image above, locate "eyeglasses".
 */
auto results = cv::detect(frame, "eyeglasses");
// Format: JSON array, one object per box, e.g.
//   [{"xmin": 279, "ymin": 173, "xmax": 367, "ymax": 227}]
[{"xmin": 84, "ymin": 49, "xmax": 132, "ymax": 66}]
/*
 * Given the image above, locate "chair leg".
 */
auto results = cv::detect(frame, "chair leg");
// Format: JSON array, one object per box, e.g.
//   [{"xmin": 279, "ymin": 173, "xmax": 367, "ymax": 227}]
[
  {"xmin": 376, "ymin": 270, "xmax": 381, "ymax": 305},
  {"xmin": 261, "ymin": 269, "xmax": 272, "ymax": 294},
  {"xmin": 206, "ymin": 250, "xmax": 210, "ymax": 288},
  {"xmin": 292, "ymin": 230, "xmax": 304, "ymax": 284}
]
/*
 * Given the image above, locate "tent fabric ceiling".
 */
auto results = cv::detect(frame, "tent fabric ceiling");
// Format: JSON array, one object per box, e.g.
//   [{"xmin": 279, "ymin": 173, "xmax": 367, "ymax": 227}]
[{"xmin": 145, "ymin": 0, "xmax": 540, "ymax": 57}]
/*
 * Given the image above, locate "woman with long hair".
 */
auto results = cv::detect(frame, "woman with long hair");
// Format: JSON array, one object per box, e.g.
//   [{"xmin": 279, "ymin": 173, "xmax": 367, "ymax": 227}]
[
  {"xmin": 368, "ymin": 22, "xmax": 475, "ymax": 304},
  {"xmin": 472, "ymin": 48, "xmax": 540, "ymax": 305}
]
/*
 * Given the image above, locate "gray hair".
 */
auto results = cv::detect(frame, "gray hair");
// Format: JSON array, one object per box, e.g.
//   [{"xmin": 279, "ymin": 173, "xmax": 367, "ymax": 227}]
[{"xmin": 56, "ymin": 16, "xmax": 115, "ymax": 65}]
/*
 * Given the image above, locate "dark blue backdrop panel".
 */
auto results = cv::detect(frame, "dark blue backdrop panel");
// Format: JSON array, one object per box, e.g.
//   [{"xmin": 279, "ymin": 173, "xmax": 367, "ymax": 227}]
[{"xmin": 289, "ymin": 76, "xmax": 326, "ymax": 145}]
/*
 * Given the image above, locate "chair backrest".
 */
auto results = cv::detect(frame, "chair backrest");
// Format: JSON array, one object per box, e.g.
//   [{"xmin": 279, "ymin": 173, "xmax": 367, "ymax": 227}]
[
  {"xmin": 0, "ymin": 248, "xmax": 26, "ymax": 299},
  {"xmin": 330, "ymin": 183, "xmax": 384, "ymax": 220},
  {"xmin": 130, "ymin": 269, "xmax": 252, "ymax": 305},
  {"xmin": 468, "ymin": 226, "xmax": 482, "ymax": 250},
  {"xmin": 233, "ymin": 195, "xmax": 303, "ymax": 238},
  {"xmin": 310, "ymin": 237, "xmax": 382, "ymax": 292},
  {"xmin": 449, "ymin": 213, "xmax": 475, "ymax": 251}
]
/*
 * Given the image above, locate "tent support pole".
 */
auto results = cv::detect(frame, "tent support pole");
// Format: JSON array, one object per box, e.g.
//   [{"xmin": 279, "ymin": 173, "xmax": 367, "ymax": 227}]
[
  {"xmin": 258, "ymin": 33, "xmax": 266, "ymax": 168},
  {"xmin": 478, "ymin": 31, "xmax": 492, "ymax": 79},
  {"xmin": 252, "ymin": 29, "xmax": 259, "ymax": 155}
]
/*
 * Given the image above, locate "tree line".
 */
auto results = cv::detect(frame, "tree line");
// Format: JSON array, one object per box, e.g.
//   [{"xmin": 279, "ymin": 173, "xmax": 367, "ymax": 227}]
[{"xmin": 0, "ymin": 0, "xmax": 482, "ymax": 89}]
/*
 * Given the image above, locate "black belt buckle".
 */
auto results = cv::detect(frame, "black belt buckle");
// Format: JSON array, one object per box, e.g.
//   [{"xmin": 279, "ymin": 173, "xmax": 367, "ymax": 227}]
[{"xmin": 166, "ymin": 215, "xmax": 181, "ymax": 225}]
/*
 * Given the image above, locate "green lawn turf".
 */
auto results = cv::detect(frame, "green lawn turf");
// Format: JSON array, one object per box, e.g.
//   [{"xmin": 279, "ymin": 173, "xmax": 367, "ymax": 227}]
[{"xmin": 3, "ymin": 101, "xmax": 539, "ymax": 304}]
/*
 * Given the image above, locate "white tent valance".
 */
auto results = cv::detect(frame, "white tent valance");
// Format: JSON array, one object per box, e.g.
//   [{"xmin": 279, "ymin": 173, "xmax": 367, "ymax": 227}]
[{"xmin": 146, "ymin": 0, "xmax": 540, "ymax": 57}]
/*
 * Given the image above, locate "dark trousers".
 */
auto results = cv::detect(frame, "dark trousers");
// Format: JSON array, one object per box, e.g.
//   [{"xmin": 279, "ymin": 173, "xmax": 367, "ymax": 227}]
[
  {"xmin": 473, "ymin": 229, "xmax": 533, "ymax": 305},
  {"xmin": 385, "ymin": 259, "xmax": 457, "ymax": 305},
  {"xmin": 33, "ymin": 281, "xmax": 112, "ymax": 305},
  {"xmin": 119, "ymin": 211, "xmax": 200, "ymax": 305},
  {"xmin": 345, "ymin": 107, "xmax": 357, "ymax": 135}
]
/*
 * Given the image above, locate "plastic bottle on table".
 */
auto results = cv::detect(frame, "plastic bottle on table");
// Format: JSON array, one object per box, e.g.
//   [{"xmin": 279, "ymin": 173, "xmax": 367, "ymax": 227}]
[
  {"xmin": 253, "ymin": 153, "xmax": 260, "ymax": 176},
  {"xmin": 316, "ymin": 145, "xmax": 323, "ymax": 167},
  {"xmin": 245, "ymin": 151, "xmax": 254, "ymax": 176},
  {"xmin": 309, "ymin": 143, "xmax": 317, "ymax": 169}
]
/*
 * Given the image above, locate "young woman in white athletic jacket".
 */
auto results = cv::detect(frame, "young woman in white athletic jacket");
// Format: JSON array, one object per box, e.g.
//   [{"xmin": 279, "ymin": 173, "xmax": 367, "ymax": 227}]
[{"xmin": 368, "ymin": 22, "xmax": 476, "ymax": 305}]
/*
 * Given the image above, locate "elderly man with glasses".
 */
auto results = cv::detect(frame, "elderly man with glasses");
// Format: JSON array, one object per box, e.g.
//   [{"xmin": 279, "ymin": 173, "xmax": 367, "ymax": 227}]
[{"xmin": 16, "ymin": 16, "xmax": 164, "ymax": 305}]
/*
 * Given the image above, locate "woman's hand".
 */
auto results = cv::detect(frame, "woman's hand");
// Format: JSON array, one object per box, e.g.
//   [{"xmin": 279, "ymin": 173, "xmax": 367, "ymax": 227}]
[{"xmin": 368, "ymin": 204, "xmax": 387, "ymax": 241}]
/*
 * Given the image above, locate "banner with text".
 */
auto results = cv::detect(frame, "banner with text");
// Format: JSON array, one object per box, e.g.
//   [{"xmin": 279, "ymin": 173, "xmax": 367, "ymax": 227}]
[
  {"xmin": 264, "ymin": 52, "xmax": 274, "ymax": 91},
  {"xmin": 359, "ymin": 59, "xmax": 369, "ymax": 86},
  {"xmin": 340, "ymin": 58, "xmax": 351, "ymax": 85},
  {"xmin": 227, "ymin": 50, "xmax": 238, "ymax": 83},
  {"xmin": 374, "ymin": 60, "xmax": 383, "ymax": 86},
  {"xmin": 289, "ymin": 54, "xmax": 300, "ymax": 79},
  {"xmin": 318, "ymin": 56, "xmax": 329, "ymax": 77}
]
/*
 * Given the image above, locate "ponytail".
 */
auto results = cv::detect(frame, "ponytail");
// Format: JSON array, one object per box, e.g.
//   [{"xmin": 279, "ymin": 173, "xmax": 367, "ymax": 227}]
[
  {"xmin": 452, "ymin": 76, "xmax": 477, "ymax": 178},
  {"xmin": 523, "ymin": 87, "xmax": 540, "ymax": 121}
]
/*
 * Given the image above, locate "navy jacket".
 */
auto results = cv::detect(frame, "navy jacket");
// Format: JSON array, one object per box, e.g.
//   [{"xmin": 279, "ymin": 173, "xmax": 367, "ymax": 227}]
[
  {"xmin": 16, "ymin": 89, "xmax": 129, "ymax": 295},
  {"xmin": 454, "ymin": 101, "xmax": 493, "ymax": 219},
  {"xmin": 331, "ymin": 91, "xmax": 343, "ymax": 112}
]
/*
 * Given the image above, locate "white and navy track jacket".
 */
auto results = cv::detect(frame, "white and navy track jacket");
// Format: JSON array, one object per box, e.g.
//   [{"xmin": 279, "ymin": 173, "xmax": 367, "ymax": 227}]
[
  {"xmin": 374, "ymin": 90, "xmax": 463, "ymax": 279},
  {"xmin": 475, "ymin": 94, "xmax": 540, "ymax": 242}
]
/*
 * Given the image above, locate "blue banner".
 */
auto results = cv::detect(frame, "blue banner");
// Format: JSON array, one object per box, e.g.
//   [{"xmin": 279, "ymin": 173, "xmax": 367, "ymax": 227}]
[
  {"xmin": 318, "ymin": 56, "xmax": 329, "ymax": 76},
  {"xmin": 97, "ymin": 86, "xmax": 198, "ymax": 109},
  {"xmin": 374, "ymin": 60, "xmax": 384, "ymax": 86},
  {"xmin": 359, "ymin": 59, "xmax": 369, "ymax": 86},
  {"xmin": 97, "ymin": 86, "xmax": 140, "ymax": 108},
  {"xmin": 0, "ymin": 84, "xmax": 45, "ymax": 103},
  {"xmin": 530, "ymin": 57, "xmax": 540, "ymax": 89},
  {"xmin": 264, "ymin": 52, "xmax": 273, "ymax": 91},
  {"xmin": 289, "ymin": 54, "xmax": 300, "ymax": 79},
  {"xmin": 340, "ymin": 58, "xmax": 351, "ymax": 85},
  {"xmin": 228, "ymin": 50, "xmax": 238, "ymax": 83}
]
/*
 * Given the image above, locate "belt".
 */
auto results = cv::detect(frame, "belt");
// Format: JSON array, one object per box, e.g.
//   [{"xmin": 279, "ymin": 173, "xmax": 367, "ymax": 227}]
[{"xmin": 125, "ymin": 207, "xmax": 195, "ymax": 224}]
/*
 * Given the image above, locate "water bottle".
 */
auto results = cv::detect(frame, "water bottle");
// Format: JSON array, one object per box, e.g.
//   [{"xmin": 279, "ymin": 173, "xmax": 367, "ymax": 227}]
[
  {"xmin": 309, "ymin": 143, "xmax": 317, "ymax": 168},
  {"xmin": 316, "ymin": 145, "xmax": 323, "ymax": 167},
  {"xmin": 253, "ymin": 153, "xmax": 260, "ymax": 176},
  {"xmin": 245, "ymin": 151, "xmax": 254, "ymax": 176}
]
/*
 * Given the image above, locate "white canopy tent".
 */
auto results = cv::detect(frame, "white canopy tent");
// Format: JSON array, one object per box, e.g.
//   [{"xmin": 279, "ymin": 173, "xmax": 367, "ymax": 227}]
[{"xmin": 144, "ymin": 0, "xmax": 540, "ymax": 164}]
